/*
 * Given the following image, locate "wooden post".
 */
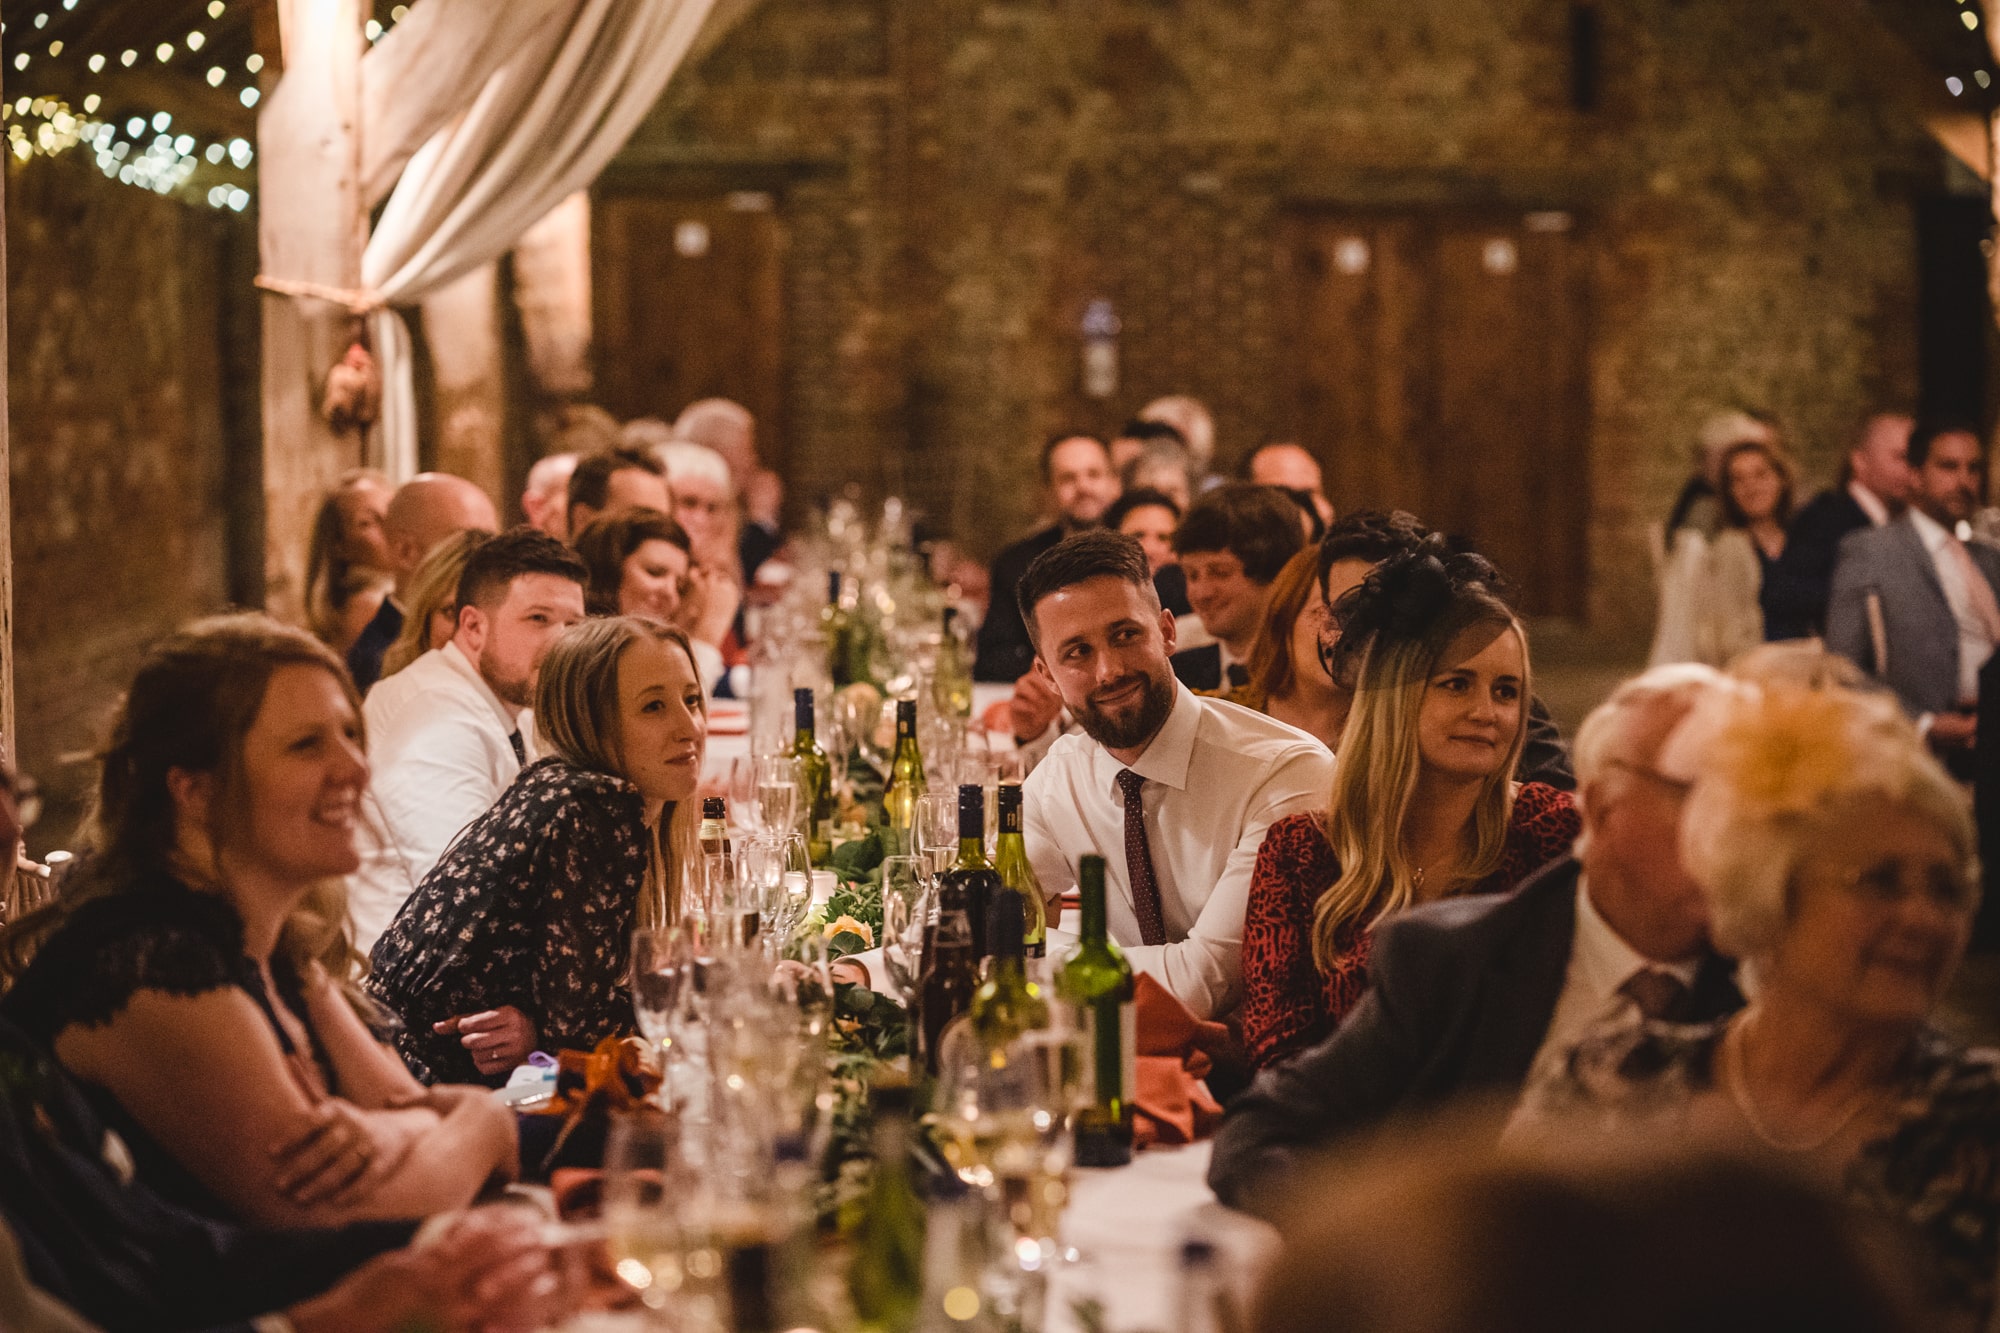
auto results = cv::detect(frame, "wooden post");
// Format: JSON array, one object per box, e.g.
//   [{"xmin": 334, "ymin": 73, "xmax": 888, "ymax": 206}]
[
  {"xmin": 0, "ymin": 47, "xmax": 13, "ymax": 766},
  {"xmin": 257, "ymin": 0, "xmax": 368, "ymax": 623}
]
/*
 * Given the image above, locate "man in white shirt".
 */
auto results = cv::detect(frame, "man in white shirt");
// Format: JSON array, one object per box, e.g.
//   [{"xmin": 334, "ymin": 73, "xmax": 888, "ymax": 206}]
[
  {"xmin": 349, "ymin": 528, "xmax": 589, "ymax": 951},
  {"xmin": 1017, "ymin": 530, "xmax": 1333, "ymax": 1020},
  {"xmin": 1210, "ymin": 663, "xmax": 1744, "ymax": 1218}
]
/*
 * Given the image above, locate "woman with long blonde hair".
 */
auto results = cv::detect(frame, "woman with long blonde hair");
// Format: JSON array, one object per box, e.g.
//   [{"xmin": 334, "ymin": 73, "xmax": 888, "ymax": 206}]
[
  {"xmin": 367, "ymin": 615, "xmax": 706, "ymax": 1085},
  {"xmin": 0, "ymin": 614, "xmax": 517, "ymax": 1227},
  {"xmin": 377, "ymin": 528, "xmax": 485, "ymax": 680},
  {"xmin": 1240, "ymin": 544, "xmax": 1580, "ymax": 1067}
]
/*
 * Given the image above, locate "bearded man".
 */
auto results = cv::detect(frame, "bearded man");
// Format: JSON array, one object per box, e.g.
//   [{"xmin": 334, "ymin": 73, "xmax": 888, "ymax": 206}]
[{"xmin": 1019, "ymin": 531, "xmax": 1334, "ymax": 1020}]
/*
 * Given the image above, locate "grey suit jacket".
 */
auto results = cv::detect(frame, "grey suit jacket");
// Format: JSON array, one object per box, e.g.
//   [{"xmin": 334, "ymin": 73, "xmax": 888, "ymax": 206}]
[{"xmin": 1825, "ymin": 513, "xmax": 2000, "ymax": 717}]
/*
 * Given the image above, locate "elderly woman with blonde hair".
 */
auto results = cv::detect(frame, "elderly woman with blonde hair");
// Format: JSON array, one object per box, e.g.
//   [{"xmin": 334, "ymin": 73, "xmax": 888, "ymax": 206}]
[{"xmin": 1520, "ymin": 684, "xmax": 1996, "ymax": 1328}]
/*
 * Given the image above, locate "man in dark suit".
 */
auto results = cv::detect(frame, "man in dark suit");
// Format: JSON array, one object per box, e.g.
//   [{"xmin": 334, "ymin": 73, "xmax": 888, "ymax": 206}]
[
  {"xmin": 974, "ymin": 434, "xmax": 1119, "ymax": 683},
  {"xmin": 346, "ymin": 472, "xmax": 498, "ymax": 694},
  {"xmin": 1209, "ymin": 664, "xmax": 1744, "ymax": 1219},
  {"xmin": 1169, "ymin": 484, "xmax": 1305, "ymax": 691},
  {"xmin": 1827, "ymin": 422, "xmax": 2000, "ymax": 767},
  {"xmin": 1761, "ymin": 412, "xmax": 1911, "ymax": 641}
]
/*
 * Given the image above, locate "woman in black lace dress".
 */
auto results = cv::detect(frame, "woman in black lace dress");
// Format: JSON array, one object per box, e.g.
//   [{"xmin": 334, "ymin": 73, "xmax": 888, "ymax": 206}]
[
  {"xmin": 0, "ymin": 614, "xmax": 517, "ymax": 1229},
  {"xmin": 1517, "ymin": 686, "xmax": 1999, "ymax": 1329},
  {"xmin": 368, "ymin": 616, "xmax": 706, "ymax": 1085}
]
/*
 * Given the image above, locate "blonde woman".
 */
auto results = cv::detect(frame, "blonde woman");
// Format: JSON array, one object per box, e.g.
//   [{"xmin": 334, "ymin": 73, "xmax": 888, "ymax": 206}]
[
  {"xmin": 368, "ymin": 616, "xmax": 706, "ymax": 1085},
  {"xmin": 1240, "ymin": 545, "xmax": 1579, "ymax": 1067},
  {"xmin": 0, "ymin": 614, "xmax": 517, "ymax": 1228},
  {"xmin": 377, "ymin": 528, "xmax": 485, "ymax": 680},
  {"xmin": 1519, "ymin": 686, "xmax": 1994, "ymax": 1329}
]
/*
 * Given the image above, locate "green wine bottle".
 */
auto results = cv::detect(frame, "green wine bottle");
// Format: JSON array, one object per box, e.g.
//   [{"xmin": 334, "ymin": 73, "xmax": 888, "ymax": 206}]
[
  {"xmin": 968, "ymin": 892, "xmax": 1049, "ymax": 1059},
  {"xmin": 792, "ymin": 688, "xmax": 835, "ymax": 864},
  {"xmin": 991, "ymin": 783, "xmax": 1047, "ymax": 959},
  {"xmin": 934, "ymin": 607, "xmax": 973, "ymax": 722},
  {"xmin": 822, "ymin": 571, "xmax": 855, "ymax": 688},
  {"xmin": 848, "ymin": 1077, "xmax": 925, "ymax": 1333},
  {"xmin": 1056, "ymin": 854, "xmax": 1135, "ymax": 1167},
  {"xmin": 938, "ymin": 784, "xmax": 1002, "ymax": 961},
  {"xmin": 882, "ymin": 700, "xmax": 927, "ymax": 857}
]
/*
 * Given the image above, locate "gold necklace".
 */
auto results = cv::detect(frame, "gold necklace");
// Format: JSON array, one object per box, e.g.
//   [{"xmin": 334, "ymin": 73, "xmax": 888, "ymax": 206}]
[{"xmin": 1720, "ymin": 1019, "xmax": 1885, "ymax": 1155}]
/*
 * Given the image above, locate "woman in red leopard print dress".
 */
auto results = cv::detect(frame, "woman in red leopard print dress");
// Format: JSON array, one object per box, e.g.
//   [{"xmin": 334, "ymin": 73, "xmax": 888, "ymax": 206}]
[{"xmin": 1241, "ymin": 543, "xmax": 1579, "ymax": 1068}]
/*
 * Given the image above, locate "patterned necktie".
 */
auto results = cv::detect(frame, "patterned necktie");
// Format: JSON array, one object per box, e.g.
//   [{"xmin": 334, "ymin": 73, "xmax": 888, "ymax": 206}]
[
  {"xmin": 1114, "ymin": 769, "xmax": 1169, "ymax": 946},
  {"xmin": 507, "ymin": 731, "xmax": 527, "ymax": 765},
  {"xmin": 1943, "ymin": 537, "xmax": 2000, "ymax": 643},
  {"xmin": 1619, "ymin": 968, "xmax": 1690, "ymax": 1023}
]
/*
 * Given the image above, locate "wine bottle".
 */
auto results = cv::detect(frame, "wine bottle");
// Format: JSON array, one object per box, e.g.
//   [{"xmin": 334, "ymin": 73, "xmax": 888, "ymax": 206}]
[
  {"xmin": 848, "ymin": 1078, "xmax": 926, "ymax": 1333},
  {"xmin": 699, "ymin": 796, "xmax": 732, "ymax": 862},
  {"xmin": 791, "ymin": 687, "xmax": 835, "ymax": 865},
  {"xmin": 822, "ymin": 571, "xmax": 855, "ymax": 688},
  {"xmin": 991, "ymin": 783, "xmax": 1047, "ymax": 959},
  {"xmin": 938, "ymin": 784, "xmax": 1003, "ymax": 961},
  {"xmin": 968, "ymin": 892, "xmax": 1049, "ymax": 1057},
  {"xmin": 1057, "ymin": 854, "xmax": 1135, "ymax": 1167},
  {"xmin": 934, "ymin": 607, "xmax": 973, "ymax": 721},
  {"xmin": 918, "ymin": 864, "xmax": 980, "ymax": 1075},
  {"xmin": 882, "ymin": 700, "xmax": 927, "ymax": 857}
]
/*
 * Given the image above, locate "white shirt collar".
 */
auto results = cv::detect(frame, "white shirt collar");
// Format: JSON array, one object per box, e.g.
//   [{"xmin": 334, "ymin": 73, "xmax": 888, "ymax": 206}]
[
  {"xmin": 1574, "ymin": 875, "xmax": 1700, "ymax": 995},
  {"xmin": 437, "ymin": 639, "xmax": 524, "ymax": 737},
  {"xmin": 1849, "ymin": 480, "xmax": 1891, "ymax": 527},
  {"xmin": 1097, "ymin": 680, "xmax": 1201, "ymax": 793}
]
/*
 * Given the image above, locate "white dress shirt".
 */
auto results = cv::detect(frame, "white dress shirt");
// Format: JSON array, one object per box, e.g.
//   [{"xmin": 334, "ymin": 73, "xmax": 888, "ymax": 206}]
[
  {"xmin": 1908, "ymin": 507, "xmax": 1995, "ymax": 705},
  {"xmin": 1848, "ymin": 479, "xmax": 1891, "ymax": 528},
  {"xmin": 1523, "ymin": 877, "xmax": 1701, "ymax": 1081},
  {"xmin": 1022, "ymin": 682, "xmax": 1333, "ymax": 1019},
  {"xmin": 349, "ymin": 641, "xmax": 524, "ymax": 953}
]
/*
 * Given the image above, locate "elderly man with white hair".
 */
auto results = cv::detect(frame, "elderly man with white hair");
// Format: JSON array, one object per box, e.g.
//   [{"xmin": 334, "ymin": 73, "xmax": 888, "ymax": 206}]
[
  {"xmin": 520, "ymin": 452, "xmax": 578, "ymax": 539},
  {"xmin": 673, "ymin": 398, "xmax": 785, "ymax": 578},
  {"xmin": 1210, "ymin": 663, "xmax": 1748, "ymax": 1220}
]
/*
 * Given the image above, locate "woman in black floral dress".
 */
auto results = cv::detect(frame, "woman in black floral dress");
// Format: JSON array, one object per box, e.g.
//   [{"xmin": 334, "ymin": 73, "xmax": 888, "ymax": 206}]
[
  {"xmin": 369, "ymin": 616, "xmax": 706, "ymax": 1085},
  {"xmin": 1515, "ymin": 686, "xmax": 1999, "ymax": 1329}
]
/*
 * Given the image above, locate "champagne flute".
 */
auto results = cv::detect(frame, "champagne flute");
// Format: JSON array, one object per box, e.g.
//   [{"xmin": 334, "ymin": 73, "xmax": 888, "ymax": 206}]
[
  {"xmin": 916, "ymin": 792, "xmax": 958, "ymax": 878},
  {"xmin": 633, "ymin": 922, "xmax": 697, "ymax": 1065},
  {"xmin": 754, "ymin": 755, "xmax": 801, "ymax": 838},
  {"xmin": 602, "ymin": 1110, "xmax": 684, "ymax": 1311},
  {"xmin": 727, "ymin": 755, "xmax": 762, "ymax": 835},
  {"xmin": 880, "ymin": 855, "xmax": 929, "ymax": 1007},
  {"xmin": 736, "ymin": 837, "xmax": 788, "ymax": 956}
]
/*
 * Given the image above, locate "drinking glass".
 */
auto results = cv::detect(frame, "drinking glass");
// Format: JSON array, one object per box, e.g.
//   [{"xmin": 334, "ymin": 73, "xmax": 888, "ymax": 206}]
[
  {"xmin": 726, "ymin": 755, "xmax": 762, "ymax": 834},
  {"xmin": 633, "ymin": 922, "xmax": 697, "ymax": 1063},
  {"xmin": 879, "ymin": 855, "xmax": 929, "ymax": 1007},
  {"xmin": 916, "ymin": 792, "xmax": 958, "ymax": 877},
  {"xmin": 601, "ymin": 1110, "xmax": 685, "ymax": 1312},
  {"xmin": 736, "ymin": 837, "xmax": 789, "ymax": 956},
  {"xmin": 934, "ymin": 1027, "xmax": 1081, "ymax": 1268},
  {"xmin": 753, "ymin": 755, "xmax": 801, "ymax": 838}
]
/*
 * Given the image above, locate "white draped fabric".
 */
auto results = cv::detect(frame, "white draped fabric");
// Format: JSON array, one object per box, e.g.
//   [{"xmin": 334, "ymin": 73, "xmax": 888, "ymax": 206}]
[{"xmin": 362, "ymin": 0, "xmax": 719, "ymax": 480}]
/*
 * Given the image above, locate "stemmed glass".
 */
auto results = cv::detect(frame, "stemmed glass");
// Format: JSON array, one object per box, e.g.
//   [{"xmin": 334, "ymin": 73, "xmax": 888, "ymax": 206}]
[
  {"xmin": 633, "ymin": 921, "xmax": 698, "ymax": 1073},
  {"xmin": 934, "ymin": 1025, "xmax": 1082, "ymax": 1269},
  {"xmin": 754, "ymin": 755, "xmax": 801, "ymax": 840},
  {"xmin": 916, "ymin": 792, "xmax": 958, "ymax": 877},
  {"xmin": 601, "ymin": 1110, "xmax": 684, "ymax": 1313},
  {"xmin": 879, "ymin": 854, "xmax": 930, "ymax": 1009},
  {"xmin": 727, "ymin": 755, "xmax": 762, "ymax": 836}
]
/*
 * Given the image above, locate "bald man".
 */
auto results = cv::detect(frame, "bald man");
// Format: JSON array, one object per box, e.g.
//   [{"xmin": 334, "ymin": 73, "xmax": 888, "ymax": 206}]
[
  {"xmin": 673, "ymin": 397, "xmax": 785, "ymax": 578},
  {"xmin": 346, "ymin": 472, "xmax": 500, "ymax": 693},
  {"xmin": 1246, "ymin": 441, "xmax": 1333, "ymax": 524},
  {"xmin": 521, "ymin": 452, "xmax": 579, "ymax": 540}
]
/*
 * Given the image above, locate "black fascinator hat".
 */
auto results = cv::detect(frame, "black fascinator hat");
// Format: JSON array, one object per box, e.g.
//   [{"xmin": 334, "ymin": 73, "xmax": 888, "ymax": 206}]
[{"xmin": 1324, "ymin": 535, "xmax": 1512, "ymax": 690}]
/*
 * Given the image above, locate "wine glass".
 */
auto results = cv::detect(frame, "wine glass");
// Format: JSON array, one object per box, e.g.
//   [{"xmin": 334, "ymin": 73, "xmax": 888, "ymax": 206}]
[
  {"xmin": 880, "ymin": 855, "xmax": 929, "ymax": 1008},
  {"xmin": 737, "ymin": 837, "xmax": 788, "ymax": 956},
  {"xmin": 727, "ymin": 755, "xmax": 762, "ymax": 835},
  {"xmin": 754, "ymin": 755, "xmax": 800, "ymax": 838},
  {"xmin": 633, "ymin": 922, "xmax": 697, "ymax": 1066},
  {"xmin": 601, "ymin": 1110, "xmax": 684, "ymax": 1311},
  {"xmin": 916, "ymin": 792, "xmax": 958, "ymax": 877}
]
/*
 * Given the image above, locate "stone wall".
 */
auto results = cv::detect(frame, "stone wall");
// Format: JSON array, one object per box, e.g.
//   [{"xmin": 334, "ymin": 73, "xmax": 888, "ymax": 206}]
[
  {"xmin": 621, "ymin": 0, "xmax": 1945, "ymax": 639},
  {"xmin": 7, "ymin": 156, "xmax": 252, "ymax": 850}
]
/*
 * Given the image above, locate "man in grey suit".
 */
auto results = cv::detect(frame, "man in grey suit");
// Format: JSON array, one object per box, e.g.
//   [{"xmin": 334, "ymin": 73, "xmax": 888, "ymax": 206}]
[
  {"xmin": 1827, "ymin": 421, "xmax": 2000, "ymax": 760},
  {"xmin": 1209, "ymin": 665, "xmax": 1743, "ymax": 1220}
]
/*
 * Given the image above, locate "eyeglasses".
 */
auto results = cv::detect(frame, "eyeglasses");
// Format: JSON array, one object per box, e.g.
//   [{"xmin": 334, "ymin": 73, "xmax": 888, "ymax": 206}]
[
  {"xmin": 1602, "ymin": 759, "xmax": 1693, "ymax": 796},
  {"xmin": 1828, "ymin": 857, "xmax": 1978, "ymax": 914}
]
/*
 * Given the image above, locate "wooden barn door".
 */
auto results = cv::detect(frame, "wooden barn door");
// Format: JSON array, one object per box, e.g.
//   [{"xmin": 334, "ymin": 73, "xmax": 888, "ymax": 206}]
[
  {"xmin": 1278, "ymin": 210, "xmax": 1590, "ymax": 617},
  {"xmin": 592, "ymin": 189, "xmax": 788, "ymax": 473}
]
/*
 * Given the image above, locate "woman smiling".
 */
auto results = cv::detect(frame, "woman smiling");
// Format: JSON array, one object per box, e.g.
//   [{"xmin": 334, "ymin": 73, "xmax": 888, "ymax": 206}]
[
  {"xmin": 1239, "ymin": 545, "xmax": 1579, "ymax": 1067},
  {"xmin": 368, "ymin": 616, "xmax": 707, "ymax": 1086}
]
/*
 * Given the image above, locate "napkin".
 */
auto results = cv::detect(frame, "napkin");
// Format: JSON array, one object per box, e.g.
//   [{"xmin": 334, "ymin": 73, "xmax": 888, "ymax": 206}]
[{"xmin": 1130, "ymin": 973, "xmax": 1227, "ymax": 1149}]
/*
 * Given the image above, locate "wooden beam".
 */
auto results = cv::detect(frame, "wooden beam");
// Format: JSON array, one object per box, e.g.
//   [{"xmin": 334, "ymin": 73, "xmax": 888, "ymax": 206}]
[
  {"xmin": 1810, "ymin": 0, "xmax": 1991, "ymax": 180},
  {"xmin": 358, "ymin": 0, "xmax": 570, "ymax": 207},
  {"xmin": 257, "ymin": 0, "xmax": 367, "ymax": 621}
]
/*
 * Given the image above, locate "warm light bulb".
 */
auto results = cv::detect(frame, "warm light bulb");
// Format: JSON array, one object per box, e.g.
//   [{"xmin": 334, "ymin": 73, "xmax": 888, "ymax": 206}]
[
  {"xmin": 246, "ymin": 53, "xmax": 264, "ymax": 73},
  {"xmin": 87, "ymin": 53, "xmax": 104, "ymax": 71},
  {"xmin": 155, "ymin": 42, "xmax": 174, "ymax": 62},
  {"xmin": 206, "ymin": 66, "xmax": 224, "ymax": 86},
  {"xmin": 240, "ymin": 86, "xmax": 260, "ymax": 107}
]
